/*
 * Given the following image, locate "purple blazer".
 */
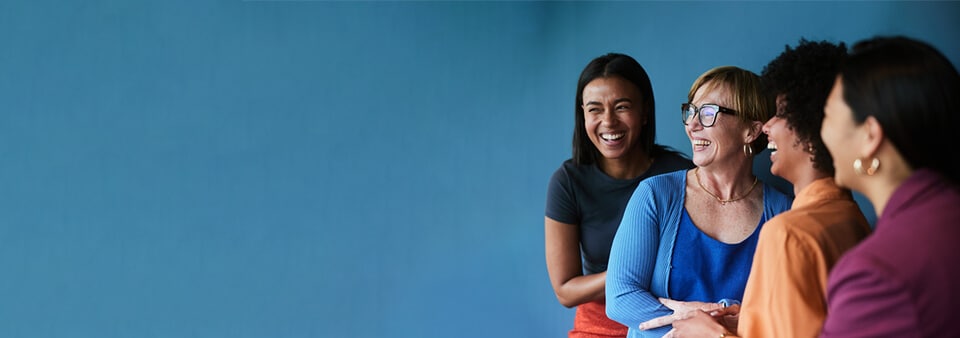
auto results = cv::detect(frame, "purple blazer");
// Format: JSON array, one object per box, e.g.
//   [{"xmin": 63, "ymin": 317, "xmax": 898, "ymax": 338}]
[{"xmin": 821, "ymin": 169, "xmax": 960, "ymax": 337}]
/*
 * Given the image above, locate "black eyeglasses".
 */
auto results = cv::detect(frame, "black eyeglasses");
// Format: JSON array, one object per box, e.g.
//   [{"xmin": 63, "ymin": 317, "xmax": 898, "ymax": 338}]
[{"xmin": 681, "ymin": 103, "xmax": 738, "ymax": 127}]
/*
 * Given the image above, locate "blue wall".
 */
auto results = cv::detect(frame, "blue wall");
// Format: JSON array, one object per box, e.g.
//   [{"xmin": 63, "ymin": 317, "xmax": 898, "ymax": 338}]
[{"xmin": 1, "ymin": 2, "xmax": 957, "ymax": 337}]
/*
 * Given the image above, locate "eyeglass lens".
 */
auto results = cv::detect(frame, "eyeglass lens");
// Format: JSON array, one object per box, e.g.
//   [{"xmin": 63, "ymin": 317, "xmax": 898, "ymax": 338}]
[{"xmin": 683, "ymin": 104, "xmax": 719, "ymax": 126}]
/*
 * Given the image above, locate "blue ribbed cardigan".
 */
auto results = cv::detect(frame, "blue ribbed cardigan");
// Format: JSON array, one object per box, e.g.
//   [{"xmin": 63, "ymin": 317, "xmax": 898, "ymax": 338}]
[{"xmin": 605, "ymin": 170, "xmax": 792, "ymax": 337}]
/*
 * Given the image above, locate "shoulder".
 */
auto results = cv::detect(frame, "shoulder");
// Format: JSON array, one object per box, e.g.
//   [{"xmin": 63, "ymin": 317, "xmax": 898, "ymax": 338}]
[
  {"xmin": 552, "ymin": 159, "xmax": 580, "ymax": 176},
  {"xmin": 829, "ymin": 244, "xmax": 902, "ymax": 296},
  {"xmin": 821, "ymin": 248, "xmax": 921, "ymax": 337},
  {"xmin": 761, "ymin": 182, "xmax": 793, "ymax": 213},
  {"xmin": 783, "ymin": 200, "xmax": 869, "ymax": 242},
  {"xmin": 626, "ymin": 170, "xmax": 687, "ymax": 213},
  {"xmin": 549, "ymin": 159, "xmax": 589, "ymax": 184},
  {"xmin": 758, "ymin": 210, "xmax": 833, "ymax": 257},
  {"xmin": 650, "ymin": 148, "xmax": 694, "ymax": 174},
  {"xmin": 639, "ymin": 170, "xmax": 687, "ymax": 192}
]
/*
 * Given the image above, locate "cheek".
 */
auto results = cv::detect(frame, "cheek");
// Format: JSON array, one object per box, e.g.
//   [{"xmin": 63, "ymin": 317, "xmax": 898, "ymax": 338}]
[
  {"xmin": 820, "ymin": 125, "xmax": 839, "ymax": 150},
  {"xmin": 626, "ymin": 115, "xmax": 642, "ymax": 130},
  {"xmin": 583, "ymin": 117, "xmax": 598, "ymax": 129}
]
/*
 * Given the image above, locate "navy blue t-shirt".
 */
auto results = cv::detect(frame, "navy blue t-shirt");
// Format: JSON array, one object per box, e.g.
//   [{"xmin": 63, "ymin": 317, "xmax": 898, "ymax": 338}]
[{"xmin": 545, "ymin": 150, "xmax": 694, "ymax": 274}]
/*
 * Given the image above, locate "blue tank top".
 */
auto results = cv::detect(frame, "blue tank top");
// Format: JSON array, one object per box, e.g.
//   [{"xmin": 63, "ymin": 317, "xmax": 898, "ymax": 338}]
[{"xmin": 668, "ymin": 208, "xmax": 762, "ymax": 303}]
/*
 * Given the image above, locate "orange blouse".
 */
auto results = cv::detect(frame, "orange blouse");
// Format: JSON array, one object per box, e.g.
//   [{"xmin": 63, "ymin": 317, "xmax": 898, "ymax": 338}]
[{"xmin": 736, "ymin": 178, "xmax": 871, "ymax": 337}]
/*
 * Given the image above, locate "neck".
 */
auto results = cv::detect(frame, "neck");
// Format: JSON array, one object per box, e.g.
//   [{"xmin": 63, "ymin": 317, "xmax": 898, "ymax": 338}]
[
  {"xmin": 789, "ymin": 168, "xmax": 831, "ymax": 196},
  {"xmin": 861, "ymin": 166, "xmax": 913, "ymax": 218},
  {"xmin": 599, "ymin": 149, "xmax": 652, "ymax": 180},
  {"xmin": 855, "ymin": 149, "xmax": 915, "ymax": 217},
  {"xmin": 695, "ymin": 165, "xmax": 757, "ymax": 202}
]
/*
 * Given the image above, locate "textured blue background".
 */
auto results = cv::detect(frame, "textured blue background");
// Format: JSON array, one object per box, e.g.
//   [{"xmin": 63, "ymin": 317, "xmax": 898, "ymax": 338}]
[{"xmin": 1, "ymin": 1, "xmax": 957, "ymax": 337}]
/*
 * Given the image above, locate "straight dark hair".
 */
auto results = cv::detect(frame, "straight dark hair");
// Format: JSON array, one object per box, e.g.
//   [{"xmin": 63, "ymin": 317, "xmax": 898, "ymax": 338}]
[
  {"xmin": 573, "ymin": 53, "xmax": 661, "ymax": 165},
  {"xmin": 841, "ymin": 36, "xmax": 960, "ymax": 184}
]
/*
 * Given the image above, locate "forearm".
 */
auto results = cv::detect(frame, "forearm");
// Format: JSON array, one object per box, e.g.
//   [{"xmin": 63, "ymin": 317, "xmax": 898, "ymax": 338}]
[
  {"xmin": 607, "ymin": 286, "xmax": 673, "ymax": 335},
  {"xmin": 605, "ymin": 180, "xmax": 675, "ymax": 332},
  {"xmin": 553, "ymin": 271, "xmax": 606, "ymax": 307}
]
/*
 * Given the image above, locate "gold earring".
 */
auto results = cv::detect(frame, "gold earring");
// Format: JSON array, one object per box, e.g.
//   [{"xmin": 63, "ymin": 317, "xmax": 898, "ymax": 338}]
[
  {"xmin": 853, "ymin": 158, "xmax": 880, "ymax": 176},
  {"xmin": 743, "ymin": 144, "xmax": 754, "ymax": 158}
]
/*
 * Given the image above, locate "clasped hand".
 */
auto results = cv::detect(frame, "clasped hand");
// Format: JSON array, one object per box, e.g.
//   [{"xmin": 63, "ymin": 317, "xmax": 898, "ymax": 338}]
[{"xmin": 638, "ymin": 298, "xmax": 740, "ymax": 337}]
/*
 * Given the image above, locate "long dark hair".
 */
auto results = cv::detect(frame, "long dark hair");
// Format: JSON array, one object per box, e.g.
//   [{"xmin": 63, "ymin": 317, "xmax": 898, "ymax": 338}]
[
  {"xmin": 572, "ymin": 53, "xmax": 660, "ymax": 165},
  {"xmin": 841, "ymin": 36, "xmax": 960, "ymax": 184}
]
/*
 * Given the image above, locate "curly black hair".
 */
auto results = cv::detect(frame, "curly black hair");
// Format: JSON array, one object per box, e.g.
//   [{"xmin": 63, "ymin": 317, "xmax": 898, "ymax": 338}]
[{"xmin": 761, "ymin": 39, "xmax": 847, "ymax": 175}]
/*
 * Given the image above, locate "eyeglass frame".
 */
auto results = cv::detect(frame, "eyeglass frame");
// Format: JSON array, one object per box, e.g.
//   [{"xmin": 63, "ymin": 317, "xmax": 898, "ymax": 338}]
[{"xmin": 680, "ymin": 103, "xmax": 738, "ymax": 127}]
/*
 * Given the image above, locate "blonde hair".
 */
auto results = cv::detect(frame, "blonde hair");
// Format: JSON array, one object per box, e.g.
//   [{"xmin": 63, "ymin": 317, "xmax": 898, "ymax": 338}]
[{"xmin": 687, "ymin": 66, "xmax": 775, "ymax": 154}]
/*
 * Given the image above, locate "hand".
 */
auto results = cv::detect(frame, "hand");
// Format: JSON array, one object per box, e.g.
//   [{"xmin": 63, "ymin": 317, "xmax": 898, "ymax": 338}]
[
  {"xmin": 662, "ymin": 310, "xmax": 729, "ymax": 338},
  {"xmin": 638, "ymin": 298, "xmax": 724, "ymax": 330},
  {"xmin": 661, "ymin": 298, "xmax": 724, "ymax": 314},
  {"xmin": 711, "ymin": 304, "xmax": 740, "ymax": 333}
]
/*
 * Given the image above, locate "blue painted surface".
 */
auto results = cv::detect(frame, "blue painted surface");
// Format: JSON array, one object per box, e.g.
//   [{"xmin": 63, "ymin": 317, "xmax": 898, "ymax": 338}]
[{"xmin": 0, "ymin": 1, "xmax": 955, "ymax": 337}]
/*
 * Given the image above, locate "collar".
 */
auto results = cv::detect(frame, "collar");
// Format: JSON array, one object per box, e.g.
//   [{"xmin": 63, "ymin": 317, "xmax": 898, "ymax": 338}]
[
  {"xmin": 792, "ymin": 177, "xmax": 852, "ymax": 209},
  {"xmin": 878, "ymin": 168, "xmax": 946, "ymax": 225}
]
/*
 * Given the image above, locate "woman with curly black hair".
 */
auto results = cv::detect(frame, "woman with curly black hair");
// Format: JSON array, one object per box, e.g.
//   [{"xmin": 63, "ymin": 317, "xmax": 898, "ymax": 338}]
[{"xmin": 644, "ymin": 39, "xmax": 872, "ymax": 337}]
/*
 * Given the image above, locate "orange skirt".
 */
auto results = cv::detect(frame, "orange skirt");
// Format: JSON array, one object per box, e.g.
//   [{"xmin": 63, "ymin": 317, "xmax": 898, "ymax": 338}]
[{"xmin": 569, "ymin": 301, "xmax": 628, "ymax": 338}]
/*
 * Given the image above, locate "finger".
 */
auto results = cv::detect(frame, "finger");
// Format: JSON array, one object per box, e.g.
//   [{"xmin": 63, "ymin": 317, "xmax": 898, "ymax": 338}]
[
  {"xmin": 639, "ymin": 313, "xmax": 680, "ymax": 330},
  {"xmin": 659, "ymin": 298, "xmax": 681, "ymax": 309},
  {"xmin": 700, "ymin": 302, "xmax": 724, "ymax": 312},
  {"xmin": 663, "ymin": 328, "xmax": 677, "ymax": 338},
  {"xmin": 709, "ymin": 304, "xmax": 741, "ymax": 317},
  {"xmin": 709, "ymin": 308, "xmax": 730, "ymax": 317}
]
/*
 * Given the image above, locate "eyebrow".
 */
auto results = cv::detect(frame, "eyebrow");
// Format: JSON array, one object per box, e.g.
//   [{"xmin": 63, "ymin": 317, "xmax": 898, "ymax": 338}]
[{"xmin": 584, "ymin": 98, "xmax": 633, "ymax": 106}]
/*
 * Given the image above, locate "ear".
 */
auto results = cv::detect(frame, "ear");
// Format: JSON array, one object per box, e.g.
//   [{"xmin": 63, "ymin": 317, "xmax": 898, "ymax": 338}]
[
  {"xmin": 744, "ymin": 120, "xmax": 764, "ymax": 144},
  {"xmin": 860, "ymin": 116, "xmax": 884, "ymax": 158}
]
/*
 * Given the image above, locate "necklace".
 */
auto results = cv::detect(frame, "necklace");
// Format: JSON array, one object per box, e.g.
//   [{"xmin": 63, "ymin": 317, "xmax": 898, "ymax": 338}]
[{"xmin": 695, "ymin": 167, "xmax": 759, "ymax": 205}]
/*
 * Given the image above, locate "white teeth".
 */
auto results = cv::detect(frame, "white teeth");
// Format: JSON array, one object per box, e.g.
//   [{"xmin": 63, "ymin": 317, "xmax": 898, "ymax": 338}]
[
  {"xmin": 693, "ymin": 140, "xmax": 711, "ymax": 146},
  {"xmin": 601, "ymin": 133, "xmax": 624, "ymax": 141},
  {"xmin": 768, "ymin": 143, "xmax": 778, "ymax": 150}
]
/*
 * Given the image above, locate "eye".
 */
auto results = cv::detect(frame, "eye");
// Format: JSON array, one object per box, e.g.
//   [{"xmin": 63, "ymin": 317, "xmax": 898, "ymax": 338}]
[{"xmin": 616, "ymin": 105, "xmax": 631, "ymax": 111}]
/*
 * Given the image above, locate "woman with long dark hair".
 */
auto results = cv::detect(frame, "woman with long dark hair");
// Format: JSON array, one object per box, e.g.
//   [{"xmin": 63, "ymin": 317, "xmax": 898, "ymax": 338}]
[{"xmin": 545, "ymin": 53, "xmax": 693, "ymax": 338}]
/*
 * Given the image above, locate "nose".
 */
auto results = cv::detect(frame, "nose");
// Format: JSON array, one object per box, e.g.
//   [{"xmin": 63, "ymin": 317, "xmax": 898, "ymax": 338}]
[
  {"xmin": 686, "ymin": 111, "xmax": 703, "ymax": 130},
  {"xmin": 762, "ymin": 116, "xmax": 778, "ymax": 135},
  {"xmin": 600, "ymin": 110, "xmax": 616, "ymax": 126}
]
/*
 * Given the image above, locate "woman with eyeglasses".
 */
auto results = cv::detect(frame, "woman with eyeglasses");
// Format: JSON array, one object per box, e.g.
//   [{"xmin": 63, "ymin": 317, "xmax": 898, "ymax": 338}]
[
  {"xmin": 544, "ymin": 53, "xmax": 694, "ymax": 338},
  {"xmin": 651, "ymin": 39, "xmax": 872, "ymax": 338},
  {"xmin": 605, "ymin": 66, "xmax": 791, "ymax": 337},
  {"xmin": 816, "ymin": 37, "xmax": 960, "ymax": 337}
]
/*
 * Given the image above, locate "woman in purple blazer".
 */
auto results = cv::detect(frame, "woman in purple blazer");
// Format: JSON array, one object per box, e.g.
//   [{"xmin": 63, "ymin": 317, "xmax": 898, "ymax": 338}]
[{"xmin": 818, "ymin": 36, "xmax": 960, "ymax": 337}]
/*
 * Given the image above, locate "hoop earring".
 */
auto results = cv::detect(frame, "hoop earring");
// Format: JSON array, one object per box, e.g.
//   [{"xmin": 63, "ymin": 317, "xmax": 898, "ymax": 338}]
[
  {"xmin": 743, "ymin": 144, "xmax": 754, "ymax": 158},
  {"xmin": 853, "ymin": 158, "xmax": 880, "ymax": 176}
]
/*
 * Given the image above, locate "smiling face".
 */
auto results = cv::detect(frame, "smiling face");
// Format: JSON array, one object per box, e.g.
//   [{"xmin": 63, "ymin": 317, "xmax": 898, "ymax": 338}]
[
  {"xmin": 685, "ymin": 82, "xmax": 750, "ymax": 168},
  {"xmin": 763, "ymin": 95, "xmax": 807, "ymax": 183},
  {"xmin": 581, "ymin": 76, "xmax": 646, "ymax": 163},
  {"xmin": 821, "ymin": 77, "xmax": 864, "ymax": 190}
]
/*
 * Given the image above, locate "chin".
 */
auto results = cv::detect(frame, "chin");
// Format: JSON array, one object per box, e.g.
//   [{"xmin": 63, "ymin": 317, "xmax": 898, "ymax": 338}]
[
  {"xmin": 832, "ymin": 174, "xmax": 852, "ymax": 190},
  {"xmin": 691, "ymin": 155, "xmax": 710, "ymax": 168},
  {"xmin": 769, "ymin": 165, "xmax": 784, "ymax": 179}
]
